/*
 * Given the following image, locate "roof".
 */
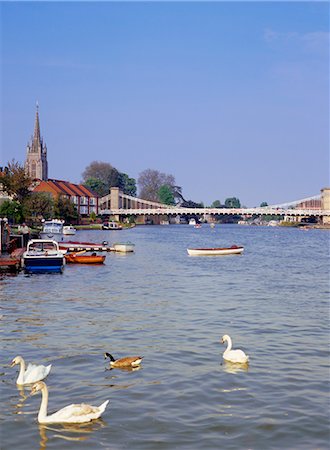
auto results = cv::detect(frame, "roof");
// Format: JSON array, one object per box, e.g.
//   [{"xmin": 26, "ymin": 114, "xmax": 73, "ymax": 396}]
[{"xmin": 33, "ymin": 179, "xmax": 99, "ymax": 198}]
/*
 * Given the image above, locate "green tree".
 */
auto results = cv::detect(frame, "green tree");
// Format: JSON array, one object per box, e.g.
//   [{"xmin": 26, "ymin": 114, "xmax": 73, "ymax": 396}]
[
  {"xmin": 54, "ymin": 196, "xmax": 79, "ymax": 223},
  {"xmin": 1, "ymin": 160, "xmax": 32, "ymax": 203},
  {"xmin": 158, "ymin": 185, "xmax": 175, "ymax": 205},
  {"xmin": 211, "ymin": 200, "xmax": 222, "ymax": 208},
  {"xmin": 0, "ymin": 200, "xmax": 24, "ymax": 223},
  {"xmin": 119, "ymin": 173, "xmax": 137, "ymax": 197},
  {"xmin": 224, "ymin": 197, "xmax": 241, "ymax": 208},
  {"xmin": 22, "ymin": 192, "xmax": 54, "ymax": 220},
  {"xmin": 260, "ymin": 201, "xmax": 268, "ymax": 207},
  {"xmin": 84, "ymin": 177, "xmax": 107, "ymax": 197},
  {"xmin": 82, "ymin": 161, "xmax": 121, "ymax": 195}
]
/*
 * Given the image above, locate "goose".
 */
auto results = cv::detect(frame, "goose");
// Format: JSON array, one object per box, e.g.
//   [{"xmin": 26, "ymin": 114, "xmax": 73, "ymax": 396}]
[
  {"xmin": 31, "ymin": 381, "xmax": 109, "ymax": 424},
  {"xmin": 104, "ymin": 352, "xmax": 143, "ymax": 369},
  {"xmin": 11, "ymin": 355, "xmax": 52, "ymax": 385},
  {"xmin": 221, "ymin": 335, "xmax": 249, "ymax": 364}
]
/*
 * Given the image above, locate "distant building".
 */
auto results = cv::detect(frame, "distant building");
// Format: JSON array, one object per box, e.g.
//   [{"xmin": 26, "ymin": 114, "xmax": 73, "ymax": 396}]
[
  {"xmin": 33, "ymin": 179, "xmax": 99, "ymax": 216},
  {"xmin": 25, "ymin": 104, "xmax": 48, "ymax": 180}
]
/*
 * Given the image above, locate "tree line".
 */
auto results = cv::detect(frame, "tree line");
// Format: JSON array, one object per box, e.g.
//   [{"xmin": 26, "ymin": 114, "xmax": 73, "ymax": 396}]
[{"xmin": 1, "ymin": 159, "xmax": 267, "ymax": 223}]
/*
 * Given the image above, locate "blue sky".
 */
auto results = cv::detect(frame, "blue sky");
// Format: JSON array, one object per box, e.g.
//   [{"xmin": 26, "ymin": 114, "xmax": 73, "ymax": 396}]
[{"xmin": 1, "ymin": 1, "xmax": 329, "ymax": 207}]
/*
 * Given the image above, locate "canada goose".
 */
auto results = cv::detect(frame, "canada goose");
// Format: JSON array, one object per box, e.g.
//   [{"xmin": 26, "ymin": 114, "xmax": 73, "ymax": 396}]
[{"xmin": 104, "ymin": 352, "xmax": 143, "ymax": 368}]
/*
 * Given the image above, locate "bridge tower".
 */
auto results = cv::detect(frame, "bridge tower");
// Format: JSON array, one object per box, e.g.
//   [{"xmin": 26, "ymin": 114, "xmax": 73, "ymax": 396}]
[{"xmin": 321, "ymin": 188, "xmax": 330, "ymax": 224}]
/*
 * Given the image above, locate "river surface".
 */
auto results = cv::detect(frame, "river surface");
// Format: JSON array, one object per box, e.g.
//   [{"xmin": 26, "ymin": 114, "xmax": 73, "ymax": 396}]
[{"xmin": 1, "ymin": 224, "xmax": 329, "ymax": 449}]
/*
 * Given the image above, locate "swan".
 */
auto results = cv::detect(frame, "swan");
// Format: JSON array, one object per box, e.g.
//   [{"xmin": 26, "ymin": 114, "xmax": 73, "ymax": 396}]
[
  {"xmin": 104, "ymin": 352, "xmax": 143, "ymax": 368},
  {"xmin": 221, "ymin": 335, "xmax": 249, "ymax": 364},
  {"xmin": 11, "ymin": 355, "xmax": 52, "ymax": 385},
  {"xmin": 31, "ymin": 381, "xmax": 109, "ymax": 424}
]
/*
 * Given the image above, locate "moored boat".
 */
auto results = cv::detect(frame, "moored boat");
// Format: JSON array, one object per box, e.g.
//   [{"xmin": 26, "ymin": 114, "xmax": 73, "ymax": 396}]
[
  {"xmin": 22, "ymin": 239, "xmax": 66, "ymax": 273},
  {"xmin": 65, "ymin": 252, "xmax": 105, "ymax": 264},
  {"xmin": 102, "ymin": 221, "xmax": 123, "ymax": 230},
  {"xmin": 187, "ymin": 245, "xmax": 244, "ymax": 256},
  {"xmin": 63, "ymin": 225, "xmax": 76, "ymax": 235},
  {"xmin": 113, "ymin": 242, "xmax": 135, "ymax": 253},
  {"xmin": 39, "ymin": 219, "xmax": 64, "ymax": 242}
]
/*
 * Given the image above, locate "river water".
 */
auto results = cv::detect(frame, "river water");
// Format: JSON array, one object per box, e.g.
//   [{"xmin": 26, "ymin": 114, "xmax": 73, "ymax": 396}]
[{"xmin": 1, "ymin": 224, "xmax": 329, "ymax": 449}]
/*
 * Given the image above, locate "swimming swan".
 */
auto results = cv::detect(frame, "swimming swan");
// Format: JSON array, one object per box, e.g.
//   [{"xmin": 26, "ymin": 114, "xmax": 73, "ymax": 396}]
[
  {"xmin": 104, "ymin": 352, "xmax": 143, "ymax": 368},
  {"xmin": 11, "ymin": 355, "xmax": 52, "ymax": 385},
  {"xmin": 31, "ymin": 381, "xmax": 109, "ymax": 424},
  {"xmin": 221, "ymin": 335, "xmax": 249, "ymax": 364}
]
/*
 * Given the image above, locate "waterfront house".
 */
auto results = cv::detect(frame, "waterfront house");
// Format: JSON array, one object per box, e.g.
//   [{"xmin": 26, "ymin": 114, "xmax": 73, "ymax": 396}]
[{"xmin": 33, "ymin": 179, "xmax": 99, "ymax": 216}]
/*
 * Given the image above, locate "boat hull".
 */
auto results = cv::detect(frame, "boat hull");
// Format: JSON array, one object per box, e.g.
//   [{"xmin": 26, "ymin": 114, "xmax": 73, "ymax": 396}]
[
  {"xmin": 23, "ymin": 256, "xmax": 65, "ymax": 273},
  {"xmin": 65, "ymin": 254, "xmax": 105, "ymax": 264},
  {"xmin": 187, "ymin": 246, "xmax": 244, "ymax": 256}
]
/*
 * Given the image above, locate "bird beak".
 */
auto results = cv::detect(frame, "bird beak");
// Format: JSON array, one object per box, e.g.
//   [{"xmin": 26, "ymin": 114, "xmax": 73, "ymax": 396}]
[
  {"xmin": 221, "ymin": 339, "xmax": 224, "ymax": 344},
  {"xmin": 10, "ymin": 361, "xmax": 15, "ymax": 367}
]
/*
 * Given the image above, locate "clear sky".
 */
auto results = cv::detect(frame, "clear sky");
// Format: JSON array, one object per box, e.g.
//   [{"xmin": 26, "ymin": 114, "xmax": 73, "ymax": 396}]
[{"xmin": 1, "ymin": 1, "xmax": 329, "ymax": 207}]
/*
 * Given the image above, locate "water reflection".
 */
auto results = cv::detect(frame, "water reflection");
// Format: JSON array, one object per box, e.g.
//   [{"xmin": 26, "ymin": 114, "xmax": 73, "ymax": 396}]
[
  {"xmin": 105, "ymin": 365, "xmax": 141, "ymax": 373},
  {"xmin": 222, "ymin": 361, "xmax": 249, "ymax": 374},
  {"xmin": 38, "ymin": 421, "xmax": 106, "ymax": 450}
]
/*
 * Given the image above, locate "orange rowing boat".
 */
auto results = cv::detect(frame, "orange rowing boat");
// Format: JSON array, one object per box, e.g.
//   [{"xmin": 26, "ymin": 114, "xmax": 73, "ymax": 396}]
[{"xmin": 65, "ymin": 252, "xmax": 106, "ymax": 264}]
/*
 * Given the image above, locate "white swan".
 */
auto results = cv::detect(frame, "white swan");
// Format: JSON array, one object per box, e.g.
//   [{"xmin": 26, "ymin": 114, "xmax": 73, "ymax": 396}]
[
  {"xmin": 31, "ymin": 381, "xmax": 109, "ymax": 424},
  {"xmin": 221, "ymin": 335, "xmax": 249, "ymax": 364},
  {"xmin": 11, "ymin": 355, "xmax": 52, "ymax": 385}
]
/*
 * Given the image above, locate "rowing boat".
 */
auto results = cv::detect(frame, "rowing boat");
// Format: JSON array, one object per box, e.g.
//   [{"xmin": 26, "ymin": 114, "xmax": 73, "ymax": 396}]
[{"xmin": 187, "ymin": 245, "xmax": 244, "ymax": 256}]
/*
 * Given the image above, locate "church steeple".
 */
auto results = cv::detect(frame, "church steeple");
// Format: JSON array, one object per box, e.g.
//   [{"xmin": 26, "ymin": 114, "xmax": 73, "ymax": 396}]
[
  {"xmin": 25, "ymin": 103, "xmax": 48, "ymax": 180},
  {"xmin": 33, "ymin": 102, "xmax": 41, "ymax": 148}
]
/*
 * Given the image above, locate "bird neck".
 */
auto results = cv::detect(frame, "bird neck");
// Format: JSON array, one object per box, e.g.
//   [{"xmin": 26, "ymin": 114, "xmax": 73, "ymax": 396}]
[
  {"xmin": 106, "ymin": 353, "xmax": 115, "ymax": 362},
  {"xmin": 38, "ymin": 385, "xmax": 49, "ymax": 422},
  {"xmin": 225, "ymin": 337, "xmax": 232, "ymax": 352},
  {"xmin": 17, "ymin": 358, "xmax": 26, "ymax": 384}
]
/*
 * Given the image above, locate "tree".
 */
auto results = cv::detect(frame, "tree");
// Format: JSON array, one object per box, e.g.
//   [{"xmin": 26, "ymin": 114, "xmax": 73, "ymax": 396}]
[
  {"xmin": 1, "ymin": 160, "xmax": 32, "ymax": 203},
  {"xmin": 119, "ymin": 173, "xmax": 137, "ymax": 197},
  {"xmin": 54, "ymin": 196, "xmax": 79, "ymax": 223},
  {"xmin": 82, "ymin": 161, "xmax": 121, "ymax": 195},
  {"xmin": 138, "ymin": 169, "xmax": 176, "ymax": 202},
  {"xmin": 84, "ymin": 177, "xmax": 107, "ymax": 197},
  {"xmin": 260, "ymin": 202, "xmax": 268, "ymax": 207},
  {"xmin": 0, "ymin": 200, "xmax": 24, "ymax": 223},
  {"xmin": 224, "ymin": 197, "xmax": 241, "ymax": 208},
  {"xmin": 158, "ymin": 185, "xmax": 175, "ymax": 205},
  {"xmin": 22, "ymin": 192, "xmax": 54, "ymax": 220},
  {"xmin": 211, "ymin": 200, "xmax": 222, "ymax": 208}
]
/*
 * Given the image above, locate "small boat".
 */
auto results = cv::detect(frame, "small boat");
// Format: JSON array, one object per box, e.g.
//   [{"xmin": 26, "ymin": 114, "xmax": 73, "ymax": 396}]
[
  {"xmin": 22, "ymin": 239, "xmax": 66, "ymax": 273},
  {"xmin": 65, "ymin": 252, "xmax": 105, "ymax": 264},
  {"xmin": 113, "ymin": 242, "xmax": 135, "ymax": 253},
  {"xmin": 63, "ymin": 225, "xmax": 76, "ymax": 235},
  {"xmin": 194, "ymin": 224, "xmax": 202, "ymax": 229},
  {"xmin": 187, "ymin": 245, "xmax": 244, "ymax": 256},
  {"xmin": 39, "ymin": 219, "xmax": 64, "ymax": 242},
  {"xmin": 189, "ymin": 218, "xmax": 196, "ymax": 226},
  {"xmin": 102, "ymin": 221, "xmax": 123, "ymax": 230}
]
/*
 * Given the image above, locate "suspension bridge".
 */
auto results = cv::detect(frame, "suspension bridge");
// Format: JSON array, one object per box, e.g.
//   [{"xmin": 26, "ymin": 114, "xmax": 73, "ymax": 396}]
[{"xmin": 99, "ymin": 188, "xmax": 330, "ymax": 222}]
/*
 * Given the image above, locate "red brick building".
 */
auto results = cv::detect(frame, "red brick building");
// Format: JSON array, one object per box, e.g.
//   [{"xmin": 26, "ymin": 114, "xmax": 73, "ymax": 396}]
[{"xmin": 33, "ymin": 179, "xmax": 99, "ymax": 216}]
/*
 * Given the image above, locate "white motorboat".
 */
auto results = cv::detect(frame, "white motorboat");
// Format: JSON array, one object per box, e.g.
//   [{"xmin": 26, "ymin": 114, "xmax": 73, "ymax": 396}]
[
  {"xmin": 39, "ymin": 219, "xmax": 64, "ymax": 242},
  {"xmin": 22, "ymin": 239, "xmax": 66, "ymax": 273},
  {"xmin": 63, "ymin": 225, "xmax": 76, "ymax": 235}
]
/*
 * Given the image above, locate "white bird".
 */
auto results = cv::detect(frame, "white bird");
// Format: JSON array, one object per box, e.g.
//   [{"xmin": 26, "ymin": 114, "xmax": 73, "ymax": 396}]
[
  {"xmin": 31, "ymin": 381, "xmax": 109, "ymax": 424},
  {"xmin": 10, "ymin": 355, "xmax": 52, "ymax": 385},
  {"xmin": 221, "ymin": 335, "xmax": 249, "ymax": 364}
]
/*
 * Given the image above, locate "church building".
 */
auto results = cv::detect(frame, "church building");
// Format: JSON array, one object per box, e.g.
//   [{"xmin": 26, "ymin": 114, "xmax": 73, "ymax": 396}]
[{"xmin": 25, "ymin": 104, "xmax": 48, "ymax": 180}]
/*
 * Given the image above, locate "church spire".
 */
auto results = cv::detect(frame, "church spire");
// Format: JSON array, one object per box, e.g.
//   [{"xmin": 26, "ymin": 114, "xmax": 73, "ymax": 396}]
[
  {"xmin": 33, "ymin": 102, "xmax": 41, "ymax": 145},
  {"xmin": 25, "ymin": 103, "xmax": 48, "ymax": 181}
]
